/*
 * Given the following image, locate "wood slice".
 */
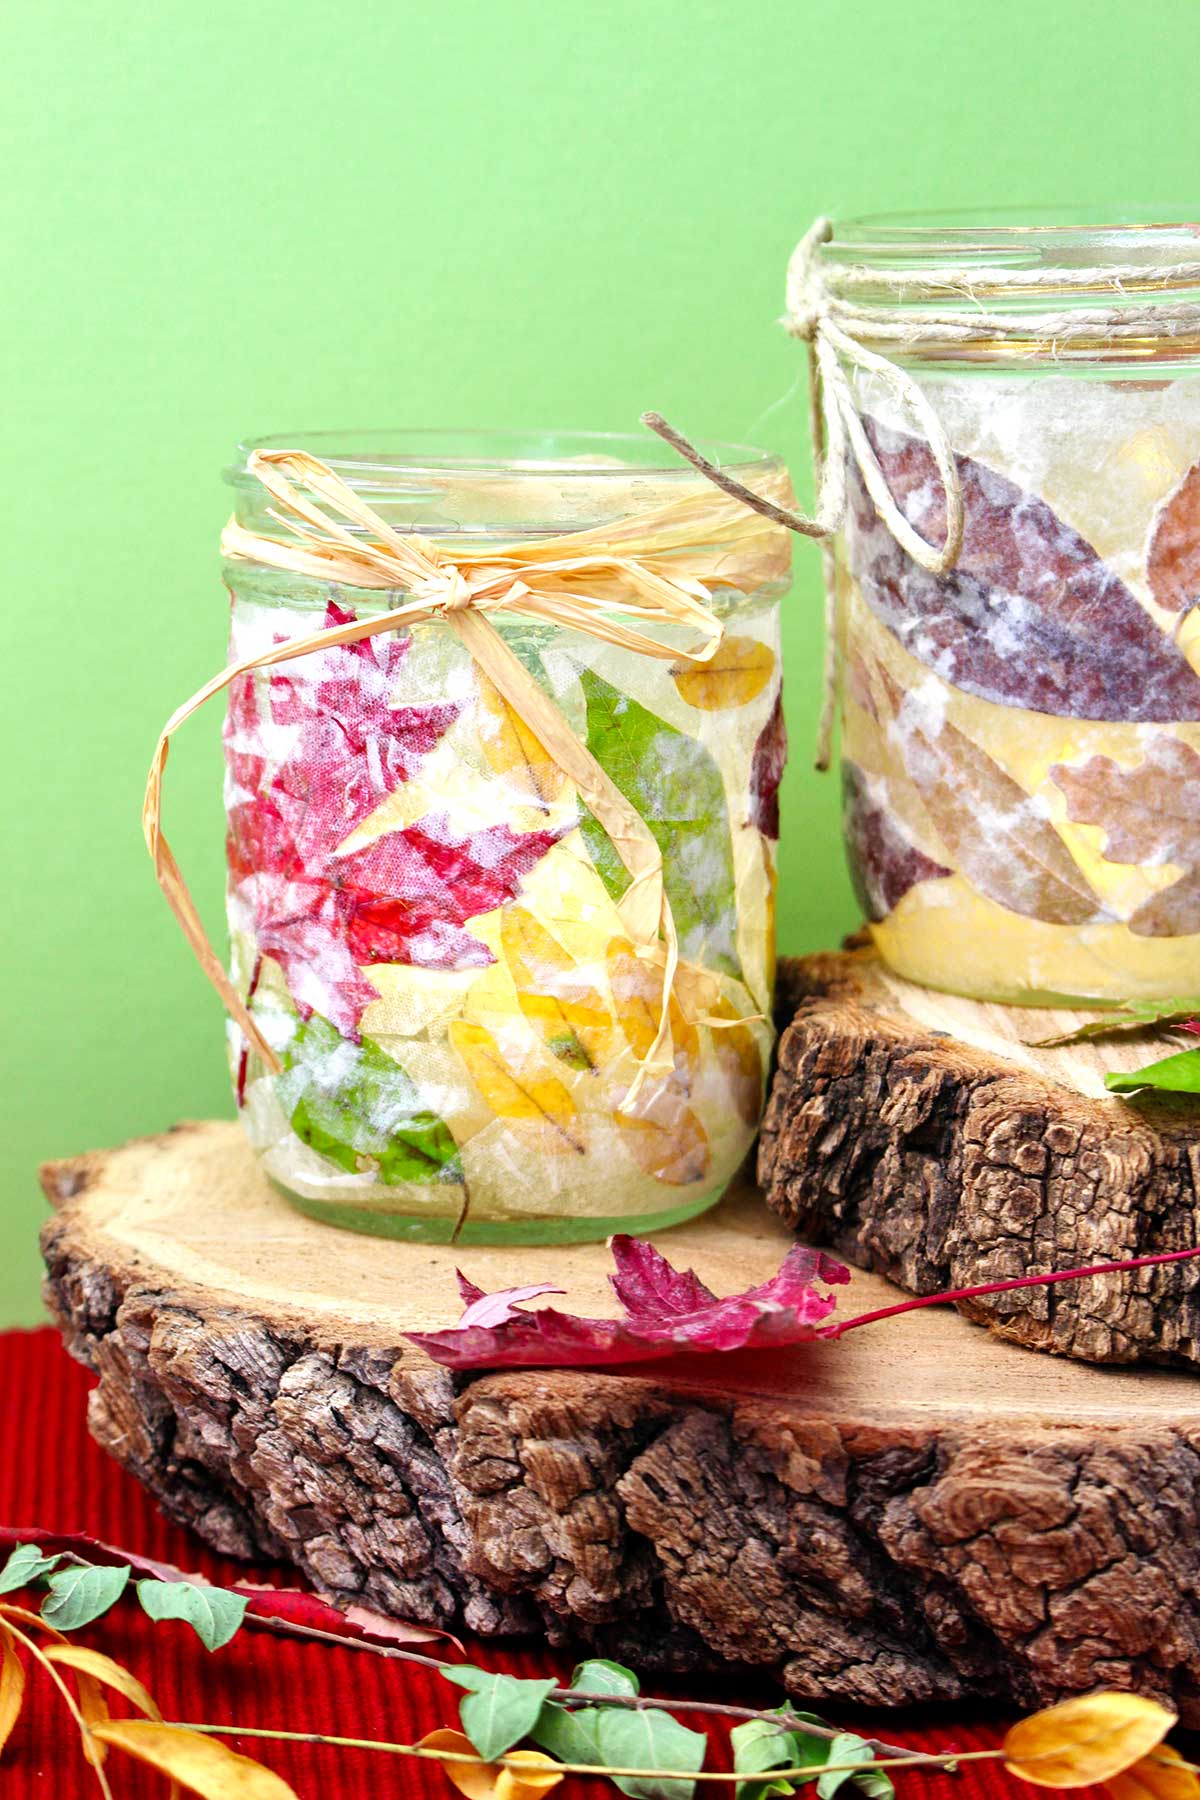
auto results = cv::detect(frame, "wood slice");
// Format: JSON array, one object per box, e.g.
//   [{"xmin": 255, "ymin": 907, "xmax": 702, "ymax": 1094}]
[
  {"xmin": 761, "ymin": 951, "xmax": 1200, "ymax": 1367},
  {"xmin": 39, "ymin": 1120, "xmax": 1200, "ymax": 1719}
]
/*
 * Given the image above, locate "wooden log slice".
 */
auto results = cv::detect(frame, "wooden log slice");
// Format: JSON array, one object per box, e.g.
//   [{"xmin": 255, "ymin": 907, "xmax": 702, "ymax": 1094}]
[
  {"xmin": 761, "ymin": 951, "xmax": 1200, "ymax": 1367},
  {"xmin": 39, "ymin": 1120, "xmax": 1200, "ymax": 1719}
]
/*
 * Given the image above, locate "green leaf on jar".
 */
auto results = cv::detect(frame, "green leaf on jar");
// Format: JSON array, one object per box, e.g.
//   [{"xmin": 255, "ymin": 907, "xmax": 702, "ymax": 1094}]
[
  {"xmin": 279, "ymin": 1014, "xmax": 464, "ymax": 1185},
  {"xmin": 577, "ymin": 669, "xmax": 741, "ymax": 978}
]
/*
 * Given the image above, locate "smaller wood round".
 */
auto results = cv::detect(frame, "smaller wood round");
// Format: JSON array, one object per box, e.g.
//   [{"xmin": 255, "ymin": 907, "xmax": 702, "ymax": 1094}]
[
  {"xmin": 40, "ymin": 1121, "xmax": 1200, "ymax": 1719},
  {"xmin": 760, "ymin": 952, "xmax": 1200, "ymax": 1367}
]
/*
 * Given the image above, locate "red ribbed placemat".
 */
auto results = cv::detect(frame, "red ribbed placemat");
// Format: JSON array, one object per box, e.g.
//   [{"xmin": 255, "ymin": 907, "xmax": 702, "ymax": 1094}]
[{"xmin": 0, "ymin": 1325, "xmax": 1047, "ymax": 1795}]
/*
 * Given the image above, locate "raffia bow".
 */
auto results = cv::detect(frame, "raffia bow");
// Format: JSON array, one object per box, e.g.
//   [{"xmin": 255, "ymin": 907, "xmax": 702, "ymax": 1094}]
[{"xmin": 145, "ymin": 447, "xmax": 792, "ymax": 1088}]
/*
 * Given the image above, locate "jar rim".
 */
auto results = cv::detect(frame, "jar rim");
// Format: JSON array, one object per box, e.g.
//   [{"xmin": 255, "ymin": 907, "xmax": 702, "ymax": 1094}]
[
  {"xmin": 831, "ymin": 206, "xmax": 1200, "ymax": 245},
  {"xmin": 815, "ymin": 209, "xmax": 1200, "ymax": 367},
  {"xmin": 225, "ymin": 427, "xmax": 782, "ymax": 489},
  {"xmin": 224, "ymin": 428, "xmax": 788, "ymax": 543}
]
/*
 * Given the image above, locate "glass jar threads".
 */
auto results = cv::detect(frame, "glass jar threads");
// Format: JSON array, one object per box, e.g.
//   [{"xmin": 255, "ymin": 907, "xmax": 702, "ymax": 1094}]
[
  {"xmin": 813, "ymin": 213, "xmax": 1200, "ymax": 1004},
  {"xmin": 214, "ymin": 431, "xmax": 792, "ymax": 1241}
]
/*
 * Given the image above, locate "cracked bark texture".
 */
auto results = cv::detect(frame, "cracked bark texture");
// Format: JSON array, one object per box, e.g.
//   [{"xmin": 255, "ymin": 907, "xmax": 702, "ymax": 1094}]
[
  {"xmin": 37, "ymin": 1128, "xmax": 1200, "ymax": 1719},
  {"xmin": 760, "ymin": 953, "xmax": 1200, "ymax": 1367}
]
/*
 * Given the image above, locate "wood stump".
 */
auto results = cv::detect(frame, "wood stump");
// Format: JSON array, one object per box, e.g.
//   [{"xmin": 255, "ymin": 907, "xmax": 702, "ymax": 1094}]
[
  {"xmin": 39, "ymin": 1120, "xmax": 1200, "ymax": 1719},
  {"xmin": 760, "ymin": 952, "xmax": 1200, "ymax": 1367}
]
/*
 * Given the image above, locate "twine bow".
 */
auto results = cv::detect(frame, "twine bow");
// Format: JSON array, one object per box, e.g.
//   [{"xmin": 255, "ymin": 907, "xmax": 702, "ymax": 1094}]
[{"xmin": 145, "ymin": 447, "xmax": 791, "ymax": 1087}]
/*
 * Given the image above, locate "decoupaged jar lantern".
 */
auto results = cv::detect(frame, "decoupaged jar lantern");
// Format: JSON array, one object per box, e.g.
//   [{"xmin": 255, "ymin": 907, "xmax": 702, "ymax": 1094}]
[
  {"xmin": 148, "ymin": 432, "xmax": 793, "ymax": 1243},
  {"xmin": 801, "ymin": 213, "xmax": 1200, "ymax": 1005}
]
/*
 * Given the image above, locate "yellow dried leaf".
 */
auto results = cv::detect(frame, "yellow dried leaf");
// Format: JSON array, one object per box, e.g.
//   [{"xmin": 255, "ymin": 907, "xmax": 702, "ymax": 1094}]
[
  {"xmin": 607, "ymin": 939, "xmax": 700, "ymax": 1086},
  {"xmin": 710, "ymin": 1001, "xmax": 763, "ymax": 1126},
  {"xmin": 477, "ymin": 676, "xmax": 565, "ymax": 807},
  {"xmin": 1004, "ymin": 1692, "xmax": 1177, "ymax": 1789},
  {"xmin": 673, "ymin": 637, "xmax": 776, "ymax": 710},
  {"xmin": 0, "ymin": 1621, "xmax": 26, "ymax": 1755},
  {"xmin": 91, "ymin": 1719, "xmax": 298, "ymax": 1799},
  {"xmin": 1107, "ymin": 1746, "xmax": 1200, "ymax": 1800},
  {"xmin": 45, "ymin": 1643, "xmax": 160, "ymax": 1721},
  {"xmin": 451, "ymin": 1021, "xmax": 584, "ymax": 1153},
  {"xmin": 615, "ymin": 1079, "xmax": 711, "ymax": 1186},
  {"xmin": 419, "ymin": 1727, "xmax": 563, "ymax": 1800},
  {"xmin": 500, "ymin": 906, "xmax": 616, "ymax": 1071}
]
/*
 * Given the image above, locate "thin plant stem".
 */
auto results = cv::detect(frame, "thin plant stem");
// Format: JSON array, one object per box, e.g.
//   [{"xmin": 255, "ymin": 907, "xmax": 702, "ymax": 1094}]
[
  {"xmin": 4, "ymin": 1618, "xmax": 115, "ymax": 1800},
  {"xmin": 227, "ymin": 1614, "xmax": 922, "ymax": 1758},
  {"xmin": 833, "ymin": 1244, "xmax": 1200, "ymax": 1336},
  {"xmin": 170, "ymin": 1721, "xmax": 1001, "ymax": 1782}
]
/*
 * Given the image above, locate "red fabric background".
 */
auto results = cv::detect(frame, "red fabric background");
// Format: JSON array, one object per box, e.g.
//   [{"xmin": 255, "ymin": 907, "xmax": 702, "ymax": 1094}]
[{"xmin": 0, "ymin": 1325, "xmax": 1069, "ymax": 1796}]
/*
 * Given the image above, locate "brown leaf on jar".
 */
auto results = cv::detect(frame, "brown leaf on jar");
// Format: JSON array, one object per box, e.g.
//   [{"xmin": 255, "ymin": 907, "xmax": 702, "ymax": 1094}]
[
  {"xmin": 848, "ymin": 419, "xmax": 1200, "ymax": 722},
  {"xmin": 878, "ymin": 672, "xmax": 1100, "ymax": 925},
  {"xmin": 613, "ymin": 1080, "xmax": 710, "ymax": 1186},
  {"xmin": 842, "ymin": 760, "xmax": 951, "ymax": 921},
  {"xmin": 1148, "ymin": 460, "xmax": 1200, "ymax": 614},
  {"xmin": 1052, "ymin": 736, "xmax": 1200, "ymax": 937},
  {"xmin": 748, "ymin": 690, "xmax": 787, "ymax": 839}
]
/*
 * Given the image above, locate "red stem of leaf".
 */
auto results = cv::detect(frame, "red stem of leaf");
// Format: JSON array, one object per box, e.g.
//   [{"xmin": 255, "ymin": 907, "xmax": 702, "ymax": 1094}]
[
  {"xmin": 235, "ymin": 954, "xmax": 264, "ymax": 1109},
  {"xmin": 830, "ymin": 1244, "xmax": 1200, "ymax": 1337}
]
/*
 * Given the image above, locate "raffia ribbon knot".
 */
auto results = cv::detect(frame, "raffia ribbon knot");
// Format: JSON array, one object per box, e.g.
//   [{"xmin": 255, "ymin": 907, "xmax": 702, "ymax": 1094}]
[{"xmin": 147, "ymin": 446, "xmax": 792, "ymax": 1095}]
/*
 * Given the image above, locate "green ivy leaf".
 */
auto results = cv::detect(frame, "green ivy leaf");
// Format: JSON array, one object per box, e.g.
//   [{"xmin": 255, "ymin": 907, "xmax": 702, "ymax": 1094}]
[
  {"xmin": 595, "ymin": 1704, "xmax": 707, "ymax": 1800},
  {"xmin": 530, "ymin": 1701, "xmax": 604, "ymax": 1766},
  {"xmin": 570, "ymin": 1658, "xmax": 640, "ymax": 1697},
  {"xmin": 815, "ymin": 1734, "xmax": 894, "ymax": 1800},
  {"xmin": 40, "ymin": 1562, "xmax": 130, "ymax": 1630},
  {"xmin": 730, "ymin": 1719, "xmax": 813, "ymax": 1800},
  {"xmin": 1107, "ymin": 1047, "xmax": 1200, "ymax": 1096},
  {"xmin": 279, "ymin": 1014, "xmax": 464, "ymax": 1185},
  {"xmin": 0, "ymin": 1543, "xmax": 62, "ymax": 1594},
  {"xmin": 578, "ymin": 669, "xmax": 741, "ymax": 978},
  {"xmin": 442, "ymin": 1668, "xmax": 558, "ymax": 1762},
  {"xmin": 136, "ymin": 1579, "xmax": 248, "ymax": 1651}
]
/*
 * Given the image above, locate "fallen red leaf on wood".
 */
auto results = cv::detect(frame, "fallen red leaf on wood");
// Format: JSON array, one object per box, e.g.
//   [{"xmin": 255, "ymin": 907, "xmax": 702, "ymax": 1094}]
[{"xmin": 405, "ymin": 1235, "xmax": 850, "ymax": 1369}]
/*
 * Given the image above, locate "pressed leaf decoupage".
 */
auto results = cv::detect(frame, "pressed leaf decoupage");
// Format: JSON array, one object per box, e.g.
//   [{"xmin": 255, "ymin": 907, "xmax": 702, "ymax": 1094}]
[
  {"xmin": 227, "ymin": 573, "xmax": 784, "ymax": 1231},
  {"xmin": 837, "ymin": 387, "xmax": 1200, "ymax": 1002}
]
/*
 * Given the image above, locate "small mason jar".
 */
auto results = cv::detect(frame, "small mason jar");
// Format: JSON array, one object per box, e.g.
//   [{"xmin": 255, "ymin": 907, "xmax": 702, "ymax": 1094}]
[
  {"xmin": 829, "ymin": 212, "xmax": 1200, "ymax": 1004},
  {"xmin": 222, "ymin": 431, "xmax": 791, "ymax": 1242}
]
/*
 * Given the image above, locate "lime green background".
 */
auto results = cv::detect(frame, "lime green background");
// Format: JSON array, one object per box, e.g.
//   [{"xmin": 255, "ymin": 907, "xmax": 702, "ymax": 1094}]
[{"xmin": 4, "ymin": 0, "xmax": 1198, "ymax": 1322}]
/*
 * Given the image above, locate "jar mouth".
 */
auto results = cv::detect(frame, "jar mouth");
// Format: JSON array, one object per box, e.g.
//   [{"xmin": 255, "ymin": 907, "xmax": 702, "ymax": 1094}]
[
  {"xmin": 227, "ymin": 428, "xmax": 778, "ymax": 484},
  {"xmin": 225, "ymin": 428, "xmax": 785, "ymax": 540},
  {"xmin": 816, "ymin": 208, "xmax": 1200, "ymax": 368},
  {"xmin": 832, "ymin": 207, "xmax": 1200, "ymax": 246}
]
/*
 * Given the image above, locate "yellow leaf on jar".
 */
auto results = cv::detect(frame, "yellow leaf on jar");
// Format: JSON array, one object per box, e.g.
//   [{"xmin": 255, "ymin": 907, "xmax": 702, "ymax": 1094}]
[
  {"xmin": 477, "ymin": 674, "xmax": 565, "ymax": 807},
  {"xmin": 450, "ymin": 1021, "xmax": 585, "ymax": 1154},
  {"xmin": 1003, "ymin": 1692, "xmax": 1177, "ymax": 1789},
  {"xmin": 710, "ymin": 1000, "xmax": 764, "ymax": 1126},
  {"xmin": 418, "ymin": 1729, "xmax": 564, "ymax": 1800},
  {"xmin": 90, "ymin": 1718, "xmax": 299, "ymax": 1798},
  {"xmin": 614, "ymin": 1079, "xmax": 711, "ymax": 1186},
  {"xmin": 500, "ymin": 906, "xmax": 616, "ymax": 1071},
  {"xmin": 672, "ymin": 637, "xmax": 776, "ymax": 710},
  {"xmin": 607, "ymin": 939, "xmax": 700, "ymax": 1088},
  {"xmin": 1106, "ymin": 1747, "xmax": 1200, "ymax": 1800}
]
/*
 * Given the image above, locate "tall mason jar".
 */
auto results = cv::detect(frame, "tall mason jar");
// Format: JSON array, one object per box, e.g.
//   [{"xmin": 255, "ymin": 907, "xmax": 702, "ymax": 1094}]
[
  {"xmin": 222, "ymin": 432, "xmax": 791, "ymax": 1242},
  {"xmin": 829, "ymin": 214, "xmax": 1200, "ymax": 1003}
]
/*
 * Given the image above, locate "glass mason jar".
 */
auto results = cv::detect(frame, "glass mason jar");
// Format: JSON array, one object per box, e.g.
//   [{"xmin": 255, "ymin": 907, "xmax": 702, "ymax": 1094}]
[
  {"xmin": 828, "ymin": 212, "xmax": 1200, "ymax": 1003},
  {"xmin": 222, "ymin": 431, "xmax": 791, "ymax": 1242}
]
